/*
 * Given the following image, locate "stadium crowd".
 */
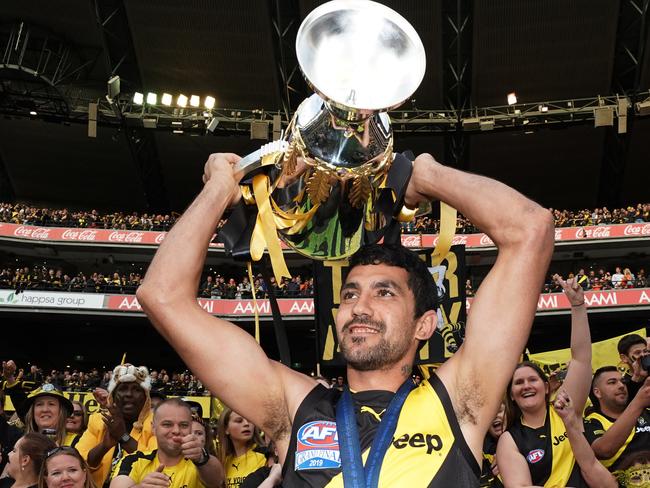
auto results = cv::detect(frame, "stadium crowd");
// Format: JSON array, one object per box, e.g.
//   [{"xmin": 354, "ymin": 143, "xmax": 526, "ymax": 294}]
[
  {"xmin": 0, "ymin": 265, "xmax": 315, "ymax": 298},
  {"xmin": 1, "ymin": 326, "xmax": 649, "ymax": 488},
  {"xmin": 2, "ymin": 201, "xmax": 649, "ymax": 235}
]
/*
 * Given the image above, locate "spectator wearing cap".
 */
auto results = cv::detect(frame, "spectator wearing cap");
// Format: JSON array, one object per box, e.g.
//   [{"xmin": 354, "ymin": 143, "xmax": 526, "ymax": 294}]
[
  {"xmin": 75, "ymin": 365, "xmax": 156, "ymax": 487},
  {"xmin": 17, "ymin": 384, "xmax": 74, "ymax": 447}
]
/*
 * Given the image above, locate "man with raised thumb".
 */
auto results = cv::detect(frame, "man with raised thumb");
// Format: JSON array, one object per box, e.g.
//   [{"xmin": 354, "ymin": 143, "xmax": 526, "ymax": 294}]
[{"xmin": 110, "ymin": 398, "xmax": 223, "ymax": 488}]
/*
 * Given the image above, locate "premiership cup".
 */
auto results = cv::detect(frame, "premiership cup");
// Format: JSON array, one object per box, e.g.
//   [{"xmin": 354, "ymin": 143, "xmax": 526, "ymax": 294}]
[{"xmin": 220, "ymin": 0, "xmax": 426, "ymax": 276}]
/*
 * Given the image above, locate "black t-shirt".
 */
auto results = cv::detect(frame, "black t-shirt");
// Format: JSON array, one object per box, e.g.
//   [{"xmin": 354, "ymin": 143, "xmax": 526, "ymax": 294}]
[{"xmin": 240, "ymin": 466, "xmax": 272, "ymax": 488}]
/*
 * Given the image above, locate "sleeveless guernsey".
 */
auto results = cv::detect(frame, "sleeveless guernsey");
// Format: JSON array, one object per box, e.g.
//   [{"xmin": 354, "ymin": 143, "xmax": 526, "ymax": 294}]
[
  {"xmin": 584, "ymin": 408, "xmax": 650, "ymax": 471},
  {"xmin": 282, "ymin": 373, "xmax": 480, "ymax": 487},
  {"xmin": 508, "ymin": 407, "xmax": 587, "ymax": 488}
]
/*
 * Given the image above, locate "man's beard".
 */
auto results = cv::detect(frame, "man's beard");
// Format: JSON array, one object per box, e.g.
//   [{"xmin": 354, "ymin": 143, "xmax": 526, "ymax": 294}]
[{"xmin": 340, "ymin": 316, "xmax": 413, "ymax": 371}]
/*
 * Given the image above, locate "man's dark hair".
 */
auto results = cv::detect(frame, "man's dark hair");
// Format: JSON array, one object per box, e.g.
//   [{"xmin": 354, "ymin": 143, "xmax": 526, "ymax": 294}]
[
  {"xmin": 617, "ymin": 334, "xmax": 646, "ymax": 356},
  {"xmin": 589, "ymin": 365, "xmax": 620, "ymax": 411},
  {"xmin": 348, "ymin": 244, "xmax": 442, "ymax": 318}
]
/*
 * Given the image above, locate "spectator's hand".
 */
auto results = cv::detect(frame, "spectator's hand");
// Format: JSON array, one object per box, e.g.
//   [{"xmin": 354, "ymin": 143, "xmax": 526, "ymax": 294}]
[
  {"xmin": 490, "ymin": 456, "xmax": 500, "ymax": 478},
  {"xmin": 553, "ymin": 274, "xmax": 584, "ymax": 306},
  {"xmin": 631, "ymin": 377, "xmax": 650, "ymax": 408},
  {"xmin": 2, "ymin": 360, "xmax": 16, "ymax": 380},
  {"xmin": 93, "ymin": 387, "xmax": 109, "ymax": 408},
  {"xmin": 267, "ymin": 463, "xmax": 282, "ymax": 485},
  {"xmin": 139, "ymin": 464, "xmax": 170, "ymax": 488},
  {"xmin": 201, "ymin": 153, "xmax": 243, "ymax": 207},
  {"xmin": 101, "ymin": 403, "xmax": 127, "ymax": 444},
  {"xmin": 180, "ymin": 433, "xmax": 203, "ymax": 462},
  {"xmin": 548, "ymin": 368, "xmax": 564, "ymax": 395},
  {"xmin": 630, "ymin": 356, "xmax": 649, "ymax": 383},
  {"xmin": 553, "ymin": 389, "xmax": 580, "ymax": 429}
]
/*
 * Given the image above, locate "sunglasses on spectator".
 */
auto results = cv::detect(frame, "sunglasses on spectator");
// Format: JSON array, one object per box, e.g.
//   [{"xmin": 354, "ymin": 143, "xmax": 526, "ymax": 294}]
[
  {"xmin": 69, "ymin": 410, "xmax": 83, "ymax": 417},
  {"xmin": 46, "ymin": 445, "xmax": 79, "ymax": 459}
]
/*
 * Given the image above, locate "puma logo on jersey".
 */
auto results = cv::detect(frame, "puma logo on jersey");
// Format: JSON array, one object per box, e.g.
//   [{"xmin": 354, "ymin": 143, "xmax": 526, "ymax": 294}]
[
  {"xmin": 392, "ymin": 433, "xmax": 443, "ymax": 455},
  {"xmin": 232, "ymin": 463, "xmax": 239, "ymax": 471},
  {"xmin": 360, "ymin": 406, "xmax": 386, "ymax": 422}
]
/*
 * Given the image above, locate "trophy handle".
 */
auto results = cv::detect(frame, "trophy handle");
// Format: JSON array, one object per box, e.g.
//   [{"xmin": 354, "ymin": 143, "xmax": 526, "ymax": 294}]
[{"xmin": 234, "ymin": 140, "xmax": 288, "ymax": 175}]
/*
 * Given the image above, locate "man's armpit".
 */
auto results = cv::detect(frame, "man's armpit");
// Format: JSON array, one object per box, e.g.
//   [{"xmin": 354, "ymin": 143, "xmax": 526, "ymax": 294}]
[
  {"xmin": 262, "ymin": 397, "xmax": 291, "ymax": 442},
  {"xmin": 454, "ymin": 375, "xmax": 485, "ymax": 426}
]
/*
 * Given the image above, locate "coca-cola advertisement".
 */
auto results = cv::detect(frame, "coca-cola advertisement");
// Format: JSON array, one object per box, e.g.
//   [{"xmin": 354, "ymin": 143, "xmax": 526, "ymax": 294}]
[{"xmin": 1, "ymin": 221, "xmax": 649, "ymax": 249}]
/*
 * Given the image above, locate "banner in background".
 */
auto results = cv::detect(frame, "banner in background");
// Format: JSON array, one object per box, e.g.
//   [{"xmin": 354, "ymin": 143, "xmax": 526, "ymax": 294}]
[
  {"xmin": 528, "ymin": 327, "xmax": 648, "ymax": 375},
  {"xmin": 314, "ymin": 245, "xmax": 466, "ymax": 366},
  {"xmin": 2, "ymin": 222, "xmax": 649, "ymax": 249},
  {"xmin": 0, "ymin": 290, "xmax": 104, "ymax": 309}
]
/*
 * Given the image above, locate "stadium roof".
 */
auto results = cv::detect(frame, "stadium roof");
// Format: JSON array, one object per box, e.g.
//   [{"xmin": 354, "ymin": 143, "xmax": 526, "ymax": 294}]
[{"xmin": 1, "ymin": 0, "xmax": 649, "ymax": 213}]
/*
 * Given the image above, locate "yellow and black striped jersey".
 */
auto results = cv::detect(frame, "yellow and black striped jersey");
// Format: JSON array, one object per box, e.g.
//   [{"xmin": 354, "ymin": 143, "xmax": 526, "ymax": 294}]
[
  {"xmin": 282, "ymin": 374, "xmax": 480, "ymax": 487},
  {"xmin": 508, "ymin": 407, "xmax": 587, "ymax": 488}
]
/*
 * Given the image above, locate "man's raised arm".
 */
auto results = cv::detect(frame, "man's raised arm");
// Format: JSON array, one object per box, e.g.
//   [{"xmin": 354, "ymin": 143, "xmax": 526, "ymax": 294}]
[
  {"xmin": 405, "ymin": 154, "xmax": 554, "ymax": 451},
  {"xmin": 136, "ymin": 154, "xmax": 315, "ymax": 448}
]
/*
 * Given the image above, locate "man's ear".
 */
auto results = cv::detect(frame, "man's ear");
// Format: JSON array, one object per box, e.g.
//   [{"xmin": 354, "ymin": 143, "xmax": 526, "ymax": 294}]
[
  {"xmin": 415, "ymin": 310, "xmax": 437, "ymax": 341},
  {"xmin": 619, "ymin": 353, "xmax": 631, "ymax": 365}
]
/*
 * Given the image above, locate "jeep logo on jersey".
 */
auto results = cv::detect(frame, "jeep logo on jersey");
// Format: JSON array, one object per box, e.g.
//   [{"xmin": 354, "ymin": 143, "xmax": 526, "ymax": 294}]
[
  {"xmin": 527, "ymin": 449, "xmax": 545, "ymax": 463},
  {"xmin": 295, "ymin": 421, "xmax": 341, "ymax": 471},
  {"xmin": 297, "ymin": 421, "xmax": 339, "ymax": 447}
]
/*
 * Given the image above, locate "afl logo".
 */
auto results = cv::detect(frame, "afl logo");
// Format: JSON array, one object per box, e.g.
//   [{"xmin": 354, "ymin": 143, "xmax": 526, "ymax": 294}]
[
  {"xmin": 297, "ymin": 421, "xmax": 338, "ymax": 447},
  {"xmin": 527, "ymin": 449, "xmax": 545, "ymax": 463}
]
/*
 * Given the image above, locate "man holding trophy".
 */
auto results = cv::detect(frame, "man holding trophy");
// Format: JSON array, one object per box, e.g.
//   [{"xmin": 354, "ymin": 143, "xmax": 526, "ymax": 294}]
[{"xmin": 137, "ymin": 1, "xmax": 554, "ymax": 486}]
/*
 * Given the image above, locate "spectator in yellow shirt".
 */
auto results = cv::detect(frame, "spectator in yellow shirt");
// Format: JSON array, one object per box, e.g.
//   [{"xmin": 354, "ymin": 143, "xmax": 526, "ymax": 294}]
[{"xmin": 76, "ymin": 365, "xmax": 156, "ymax": 487}]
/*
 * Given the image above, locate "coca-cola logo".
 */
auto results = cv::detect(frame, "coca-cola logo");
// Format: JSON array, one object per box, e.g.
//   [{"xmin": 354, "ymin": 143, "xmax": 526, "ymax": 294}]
[
  {"xmin": 108, "ymin": 231, "xmax": 144, "ymax": 243},
  {"xmin": 61, "ymin": 229, "xmax": 97, "ymax": 241},
  {"xmin": 624, "ymin": 224, "xmax": 650, "ymax": 236},
  {"xmin": 581, "ymin": 226, "xmax": 611, "ymax": 239},
  {"xmin": 452, "ymin": 235, "xmax": 468, "ymax": 245},
  {"xmin": 554, "ymin": 229, "xmax": 563, "ymax": 241},
  {"xmin": 154, "ymin": 232, "xmax": 166, "ymax": 244},
  {"xmin": 479, "ymin": 234, "xmax": 494, "ymax": 246},
  {"xmin": 13, "ymin": 226, "xmax": 31, "ymax": 237},
  {"xmin": 13, "ymin": 226, "xmax": 50, "ymax": 239},
  {"xmin": 401, "ymin": 235, "xmax": 420, "ymax": 247}
]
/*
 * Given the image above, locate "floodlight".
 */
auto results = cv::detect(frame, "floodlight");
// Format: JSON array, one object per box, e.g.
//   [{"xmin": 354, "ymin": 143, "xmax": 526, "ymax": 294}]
[
  {"xmin": 146, "ymin": 92, "xmax": 157, "ymax": 105},
  {"xmin": 133, "ymin": 92, "xmax": 144, "ymax": 105},
  {"xmin": 479, "ymin": 118, "xmax": 495, "ymax": 131},
  {"xmin": 206, "ymin": 118, "xmax": 219, "ymax": 132},
  {"xmin": 177, "ymin": 94, "xmax": 188, "ymax": 107},
  {"xmin": 161, "ymin": 93, "xmax": 173, "ymax": 106},
  {"xmin": 635, "ymin": 99, "xmax": 650, "ymax": 116},
  {"xmin": 107, "ymin": 75, "xmax": 120, "ymax": 100},
  {"xmin": 507, "ymin": 92, "xmax": 517, "ymax": 105},
  {"xmin": 204, "ymin": 96, "xmax": 216, "ymax": 109},
  {"xmin": 594, "ymin": 106, "xmax": 614, "ymax": 127},
  {"xmin": 190, "ymin": 95, "xmax": 200, "ymax": 107},
  {"xmin": 143, "ymin": 117, "xmax": 158, "ymax": 129},
  {"xmin": 462, "ymin": 117, "xmax": 480, "ymax": 130},
  {"xmin": 539, "ymin": 105, "xmax": 548, "ymax": 113}
]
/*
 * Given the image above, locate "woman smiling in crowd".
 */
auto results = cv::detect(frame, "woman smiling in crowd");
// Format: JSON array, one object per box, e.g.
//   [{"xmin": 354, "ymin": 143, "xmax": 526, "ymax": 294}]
[{"xmin": 497, "ymin": 276, "xmax": 593, "ymax": 488}]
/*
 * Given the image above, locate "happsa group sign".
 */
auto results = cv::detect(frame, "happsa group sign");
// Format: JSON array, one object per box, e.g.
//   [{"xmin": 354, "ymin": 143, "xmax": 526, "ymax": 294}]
[{"xmin": 0, "ymin": 290, "xmax": 105, "ymax": 309}]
